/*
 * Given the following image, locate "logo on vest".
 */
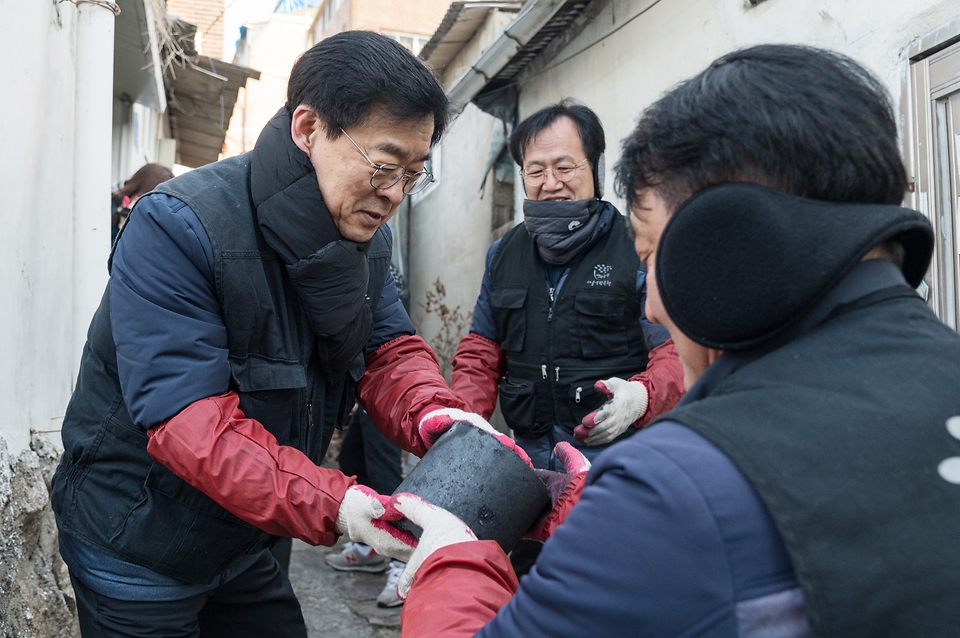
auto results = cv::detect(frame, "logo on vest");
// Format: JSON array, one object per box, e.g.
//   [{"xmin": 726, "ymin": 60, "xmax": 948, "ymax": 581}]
[
  {"xmin": 587, "ymin": 264, "xmax": 613, "ymax": 286},
  {"xmin": 568, "ymin": 220, "xmax": 583, "ymax": 231},
  {"xmin": 937, "ymin": 416, "xmax": 960, "ymax": 485}
]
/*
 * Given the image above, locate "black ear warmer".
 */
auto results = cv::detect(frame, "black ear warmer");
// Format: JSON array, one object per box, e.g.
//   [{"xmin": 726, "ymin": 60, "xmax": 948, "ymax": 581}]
[
  {"xmin": 655, "ymin": 183, "xmax": 933, "ymax": 350},
  {"xmin": 593, "ymin": 153, "xmax": 605, "ymax": 200}
]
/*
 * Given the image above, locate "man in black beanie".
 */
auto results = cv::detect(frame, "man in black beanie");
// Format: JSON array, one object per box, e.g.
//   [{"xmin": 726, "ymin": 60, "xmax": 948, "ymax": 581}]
[{"xmin": 383, "ymin": 45, "xmax": 960, "ymax": 637}]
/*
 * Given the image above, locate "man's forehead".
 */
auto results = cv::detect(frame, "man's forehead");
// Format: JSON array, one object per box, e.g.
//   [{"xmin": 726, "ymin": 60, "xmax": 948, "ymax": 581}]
[
  {"xmin": 356, "ymin": 113, "xmax": 433, "ymax": 163},
  {"xmin": 524, "ymin": 118, "xmax": 584, "ymax": 163}
]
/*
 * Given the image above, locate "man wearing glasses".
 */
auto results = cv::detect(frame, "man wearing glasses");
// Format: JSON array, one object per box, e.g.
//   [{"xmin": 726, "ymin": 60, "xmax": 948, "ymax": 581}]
[
  {"xmin": 451, "ymin": 100, "xmax": 684, "ymax": 472},
  {"xmin": 51, "ymin": 31, "xmax": 487, "ymax": 637}
]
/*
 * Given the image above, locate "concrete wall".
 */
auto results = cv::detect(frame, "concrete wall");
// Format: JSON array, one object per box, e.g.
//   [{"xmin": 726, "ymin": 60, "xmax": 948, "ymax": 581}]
[
  {"xmin": 517, "ymin": 0, "xmax": 960, "ymax": 214},
  {"xmin": 224, "ymin": 12, "xmax": 315, "ymax": 157},
  {"xmin": 408, "ymin": 104, "xmax": 500, "ymax": 358},
  {"xmin": 1, "ymin": 0, "xmax": 166, "ymax": 456},
  {"xmin": 0, "ymin": 1, "xmax": 81, "ymax": 456},
  {"xmin": 439, "ymin": 10, "xmax": 518, "ymax": 92},
  {"xmin": 408, "ymin": 10, "xmax": 519, "ymax": 352},
  {"xmin": 407, "ymin": 0, "xmax": 960, "ymax": 383}
]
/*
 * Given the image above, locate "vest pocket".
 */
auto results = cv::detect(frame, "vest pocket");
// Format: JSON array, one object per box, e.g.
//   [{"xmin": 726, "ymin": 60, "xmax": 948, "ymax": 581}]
[
  {"xmin": 498, "ymin": 376, "xmax": 536, "ymax": 436},
  {"xmin": 229, "ymin": 356, "xmax": 306, "ymax": 393},
  {"xmin": 574, "ymin": 292, "xmax": 629, "ymax": 358},
  {"xmin": 492, "ymin": 287, "xmax": 528, "ymax": 352},
  {"xmin": 109, "ymin": 462, "xmax": 264, "ymax": 584},
  {"xmin": 564, "ymin": 382, "xmax": 605, "ymax": 432}
]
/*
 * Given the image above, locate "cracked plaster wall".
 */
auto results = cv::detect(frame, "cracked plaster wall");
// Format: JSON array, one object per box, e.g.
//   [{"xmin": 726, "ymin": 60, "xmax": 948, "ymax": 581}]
[{"xmin": 0, "ymin": 434, "xmax": 79, "ymax": 638}]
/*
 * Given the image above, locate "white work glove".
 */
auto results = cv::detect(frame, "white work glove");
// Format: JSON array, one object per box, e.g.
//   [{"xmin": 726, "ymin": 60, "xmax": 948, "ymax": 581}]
[
  {"xmin": 335, "ymin": 485, "xmax": 416, "ymax": 563},
  {"xmin": 418, "ymin": 407, "xmax": 533, "ymax": 467},
  {"xmin": 388, "ymin": 492, "xmax": 478, "ymax": 599},
  {"xmin": 574, "ymin": 377, "xmax": 649, "ymax": 446}
]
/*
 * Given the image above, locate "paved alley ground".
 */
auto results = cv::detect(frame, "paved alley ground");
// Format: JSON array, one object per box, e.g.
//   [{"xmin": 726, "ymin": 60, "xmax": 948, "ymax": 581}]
[{"xmin": 289, "ymin": 537, "xmax": 402, "ymax": 638}]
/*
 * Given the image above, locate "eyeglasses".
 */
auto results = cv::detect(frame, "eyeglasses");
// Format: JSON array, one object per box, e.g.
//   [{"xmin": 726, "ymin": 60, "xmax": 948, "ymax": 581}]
[
  {"xmin": 521, "ymin": 158, "xmax": 589, "ymax": 187},
  {"xmin": 340, "ymin": 128, "xmax": 435, "ymax": 196}
]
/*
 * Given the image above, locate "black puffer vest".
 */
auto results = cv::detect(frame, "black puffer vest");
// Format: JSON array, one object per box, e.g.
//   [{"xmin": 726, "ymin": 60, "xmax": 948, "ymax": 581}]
[
  {"xmin": 666, "ymin": 288, "xmax": 960, "ymax": 637},
  {"xmin": 489, "ymin": 213, "xmax": 648, "ymax": 437},
  {"xmin": 52, "ymin": 120, "xmax": 391, "ymax": 584}
]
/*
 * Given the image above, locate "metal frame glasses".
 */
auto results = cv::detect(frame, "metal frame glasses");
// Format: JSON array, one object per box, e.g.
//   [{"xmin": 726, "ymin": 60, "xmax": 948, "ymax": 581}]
[
  {"xmin": 520, "ymin": 158, "xmax": 589, "ymax": 188},
  {"xmin": 340, "ymin": 128, "xmax": 435, "ymax": 195}
]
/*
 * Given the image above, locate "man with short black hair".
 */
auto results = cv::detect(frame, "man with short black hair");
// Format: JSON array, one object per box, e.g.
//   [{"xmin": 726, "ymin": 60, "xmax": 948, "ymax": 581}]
[
  {"xmin": 51, "ymin": 31, "xmax": 488, "ymax": 636},
  {"xmin": 451, "ymin": 99, "xmax": 684, "ymax": 470},
  {"xmin": 389, "ymin": 45, "xmax": 960, "ymax": 637}
]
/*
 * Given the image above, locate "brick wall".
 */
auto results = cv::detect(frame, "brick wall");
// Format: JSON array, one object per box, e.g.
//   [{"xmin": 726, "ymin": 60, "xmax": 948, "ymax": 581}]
[
  {"xmin": 167, "ymin": 0, "xmax": 226, "ymax": 60},
  {"xmin": 351, "ymin": 0, "xmax": 449, "ymax": 38},
  {"xmin": 313, "ymin": 0, "xmax": 449, "ymax": 44}
]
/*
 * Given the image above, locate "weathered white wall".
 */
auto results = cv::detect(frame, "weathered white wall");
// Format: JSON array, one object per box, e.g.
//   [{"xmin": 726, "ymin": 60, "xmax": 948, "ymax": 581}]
[
  {"xmin": 409, "ymin": 104, "xmax": 499, "ymax": 346},
  {"xmin": 518, "ymin": 0, "xmax": 960, "ymax": 214},
  {"xmin": 409, "ymin": 9, "xmax": 520, "ymax": 348},
  {"xmin": 440, "ymin": 10, "xmax": 518, "ymax": 93},
  {"xmin": 407, "ymin": 0, "xmax": 960, "ymax": 373},
  {"xmin": 0, "ymin": 2, "xmax": 82, "ymax": 455}
]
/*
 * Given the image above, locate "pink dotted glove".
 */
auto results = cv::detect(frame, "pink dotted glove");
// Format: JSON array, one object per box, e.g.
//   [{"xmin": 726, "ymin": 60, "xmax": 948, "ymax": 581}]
[
  {"xmin": 335, "ymin": 485, "xmax": 416, "ymax": 563},
  {"xmin": 386, "ymin": 492, "xmax": 478, "ymax": 599},
  {"xmin": 574, "ymin": 377, "xmax": 649, "ymax": 446},
  {"xmin": 526, "ymin": 442, "xmax": 591, "ymax": 542},
  {"xmin": 418, "ymin": 407, "xmax": 534, "ymax": 468}
]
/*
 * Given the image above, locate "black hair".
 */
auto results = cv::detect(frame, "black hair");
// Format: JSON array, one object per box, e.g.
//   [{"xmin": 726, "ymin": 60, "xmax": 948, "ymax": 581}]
[
  {"xmin": 509, "ymin": 99, "xmax": 605, "ymax": 196},
  {"xmin": 615, "ymin": 45, "xmax": 907, "ymax": 212},
  {"xmin": 286, "ymin": 31, "xmax": 449, "ymax": 145}
]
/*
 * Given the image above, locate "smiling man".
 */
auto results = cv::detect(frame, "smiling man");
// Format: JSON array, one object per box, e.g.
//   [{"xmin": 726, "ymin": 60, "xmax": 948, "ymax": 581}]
[
  {"xmin": 50, "ymin": 31, "xmax": 487, "ymax": 637},
  {"xmin": 451, "ymin": 100, "xmax": 683, "ymax": 473}
]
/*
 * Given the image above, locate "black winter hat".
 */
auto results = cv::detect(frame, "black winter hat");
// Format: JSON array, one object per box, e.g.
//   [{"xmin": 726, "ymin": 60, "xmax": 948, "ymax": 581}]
[{"xmin": 655, "ymin": 183, "xmax": 934, "ymax": 351}]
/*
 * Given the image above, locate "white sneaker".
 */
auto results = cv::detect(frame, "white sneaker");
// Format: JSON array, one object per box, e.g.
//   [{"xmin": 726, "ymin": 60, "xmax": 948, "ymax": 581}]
[
  {"xmin": 376, "ymin": 560, "xmax": 406, "ymax": 608},
  {"xmin": 324, "ymin": 541, "xmax": 389, "ymax": 573}
]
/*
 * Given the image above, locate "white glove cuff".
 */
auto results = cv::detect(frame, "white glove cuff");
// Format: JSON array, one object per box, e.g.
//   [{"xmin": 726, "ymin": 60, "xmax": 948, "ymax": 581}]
[
  {"xmin": 631, "ymin": 380, "xmax": 650, "ymax": 423},
  {"xmin": 335, "ymin": 485, "xmax": 367, "ymax": 536}
]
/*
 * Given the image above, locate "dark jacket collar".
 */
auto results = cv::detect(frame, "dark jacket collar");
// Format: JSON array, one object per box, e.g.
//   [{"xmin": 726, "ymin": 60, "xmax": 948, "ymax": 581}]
[{"xmin": 251, "ymin": 107, "xmax": 357, "ymax": 264}]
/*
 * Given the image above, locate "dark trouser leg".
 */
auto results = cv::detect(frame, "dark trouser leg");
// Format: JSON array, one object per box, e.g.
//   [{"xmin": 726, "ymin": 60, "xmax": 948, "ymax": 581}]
[
  {"xmin": 70, "ymin": 550, "xmax": 306, "ymax": 638},
  {"xmin": 270, "ymin": 537, "xmax": 293, "ymax": 573},
  {"xmin": 338, "ymin": 411, "xmax": 369, "ymax": 484},
  {"xmin": 516, "ymin": 426, "xmax": 633, "ymax": 471},
  {"xmin": 513, "ymin": 433, "xmax": 555, "ymax": 470},
  {"xmin": 72, "ymin": 572, "xmax": 205, "ymax": 638},
  {"xmin": 356, "ymin": 408, "xmax": 403, "ymax": 494},
  {"xmin": 197, "ymin": 550, "xmax": 307, "ymax": 638}
]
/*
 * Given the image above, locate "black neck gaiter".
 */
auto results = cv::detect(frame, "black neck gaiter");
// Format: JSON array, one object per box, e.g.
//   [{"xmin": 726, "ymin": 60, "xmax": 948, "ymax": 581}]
[
  {"xmin": 523, "ymin": 198, "xmax": 605, "ymax": 265},
  {"xmin": 251, "ymin": 108, "xmax": 374, "ymax": 376}
]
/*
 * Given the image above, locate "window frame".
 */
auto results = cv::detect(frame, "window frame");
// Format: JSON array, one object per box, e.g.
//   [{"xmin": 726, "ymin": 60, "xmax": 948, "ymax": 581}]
[{"xmin": 903, "ymin": 17, "xmax": 960, "ymax": 330}]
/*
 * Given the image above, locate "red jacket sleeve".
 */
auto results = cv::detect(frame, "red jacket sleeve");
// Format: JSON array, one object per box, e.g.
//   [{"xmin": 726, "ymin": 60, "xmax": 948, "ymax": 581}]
[
  {"xmin": 402, "ymin": 541, "xmax": 518, "ymax": 638},
  {"xmin": 358, "ymin": 335, "xmax": 468, "ymax": 458},
  {"xmin": 146, "ymin": 391, "xmax": 355, "ymax": 546},
  {"xmin": 630, "ymin": 339, "xmax": 685, "ymax": 427},
  {"xmin": 450, "ymin": 333, "xmax": 506, "ymax": 420}
]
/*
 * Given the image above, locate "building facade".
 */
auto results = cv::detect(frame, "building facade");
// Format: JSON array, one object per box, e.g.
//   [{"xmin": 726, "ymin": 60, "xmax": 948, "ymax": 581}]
[{"xmin": 410, "ymin": 0, "xmax": 960, "ymax": 356}]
